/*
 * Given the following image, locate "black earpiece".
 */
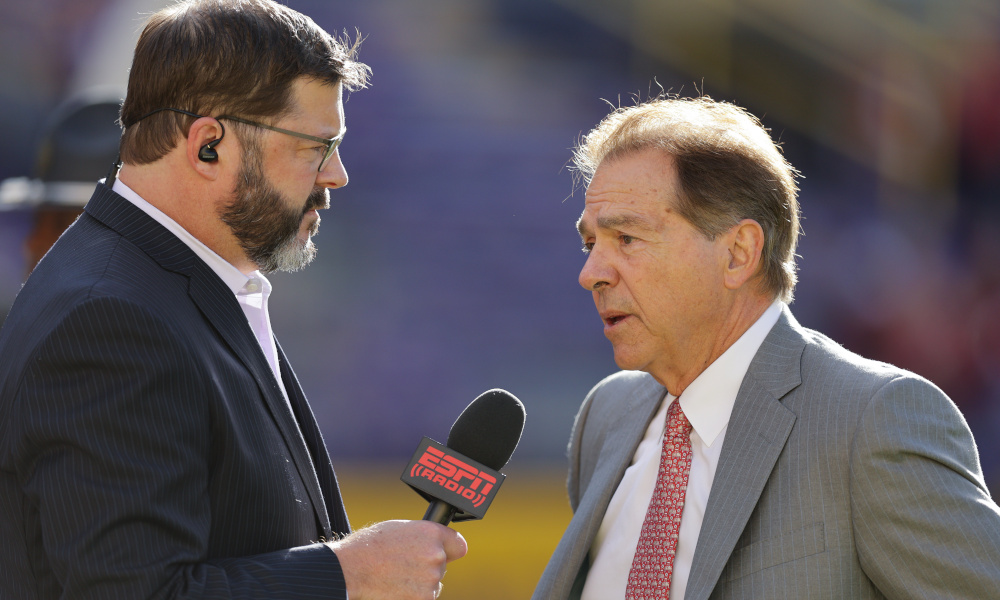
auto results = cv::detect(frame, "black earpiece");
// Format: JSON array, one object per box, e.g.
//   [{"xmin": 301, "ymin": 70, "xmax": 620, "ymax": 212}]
[
  {"xmin": 126, "ymin": 107, "xmax": 225, "ymax": 163},
  {"xmin": 198, "ymin": 138, "xmax": 221, "ymax": 162}
]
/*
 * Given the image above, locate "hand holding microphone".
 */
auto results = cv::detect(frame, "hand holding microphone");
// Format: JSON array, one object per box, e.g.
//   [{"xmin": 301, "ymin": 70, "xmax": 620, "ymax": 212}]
[
  {"xmin": 329, "ymin": 519, "xmax": 466, "ymax": 600},
  {"xmin": 329, "ymin": 388, "xmax": 525, "ymax": 600}
]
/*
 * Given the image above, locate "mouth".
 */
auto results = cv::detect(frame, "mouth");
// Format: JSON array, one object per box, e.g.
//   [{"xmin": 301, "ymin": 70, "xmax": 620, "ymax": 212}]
[{"xmin": 600, "ymin": 311, "xmax": 631, "ymax": 327}]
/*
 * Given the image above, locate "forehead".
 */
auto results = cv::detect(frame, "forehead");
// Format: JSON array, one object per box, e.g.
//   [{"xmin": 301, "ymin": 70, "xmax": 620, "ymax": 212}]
[
  {"xmin": 287, "ymin": 77, "xmax": 344, "ymax": 134},
  {"xmin": 578, "ymin": 149, "xmax": 680, "ymax": 233}
]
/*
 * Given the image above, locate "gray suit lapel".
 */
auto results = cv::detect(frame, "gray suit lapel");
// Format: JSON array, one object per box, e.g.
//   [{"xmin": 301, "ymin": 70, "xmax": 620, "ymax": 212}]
[
  {"xmin": 684, "ymin": 308, "xmax": 804, "ymax": 600},
  {"xmin": 579, "ymin": 376, "xmax": 667, "ymax": 510},
  {"xmin": 534, "ymin": 375, "xmax": 665, "ymax": 600}
]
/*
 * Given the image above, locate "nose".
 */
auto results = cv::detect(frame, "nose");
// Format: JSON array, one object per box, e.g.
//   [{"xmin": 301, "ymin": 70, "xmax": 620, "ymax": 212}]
[
  {"xmin": 578, "ymin": 245, "xmax": 616, "ymax": 291},
  {"xmin": 317, "ymin": 149, "xmax": 349, "ymax": 189}
]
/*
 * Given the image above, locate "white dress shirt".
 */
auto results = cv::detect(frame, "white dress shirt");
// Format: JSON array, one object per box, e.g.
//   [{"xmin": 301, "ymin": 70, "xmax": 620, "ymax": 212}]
[
  {"xmin": 581, "ymin": 301, "xmax": 782, "ymax": 600},
  {"xmin": 110, "ymin": 179, "xmax": 286, "ymax": 393}
]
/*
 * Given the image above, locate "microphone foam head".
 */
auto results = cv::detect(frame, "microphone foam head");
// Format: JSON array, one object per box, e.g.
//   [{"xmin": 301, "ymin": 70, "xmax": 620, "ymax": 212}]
[{"xmin": 447, "ymin": 388, "xmax": 525, "ymax": 471}]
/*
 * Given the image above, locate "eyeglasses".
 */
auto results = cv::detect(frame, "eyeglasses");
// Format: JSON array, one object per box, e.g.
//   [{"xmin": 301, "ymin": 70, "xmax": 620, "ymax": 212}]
[
  {"xmin": 129, "ymin": 108, "xmax": 345, "ymax": 172},
  {"xmin": 219, "ymin": 115, "xmax": 345, "ymax": 172}
]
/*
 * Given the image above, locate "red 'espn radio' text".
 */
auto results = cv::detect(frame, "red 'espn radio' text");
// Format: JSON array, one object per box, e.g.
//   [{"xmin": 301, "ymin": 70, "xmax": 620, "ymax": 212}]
[{"xmin": 409, "ymin": 445, "xmax": 497, "ymax": 508}]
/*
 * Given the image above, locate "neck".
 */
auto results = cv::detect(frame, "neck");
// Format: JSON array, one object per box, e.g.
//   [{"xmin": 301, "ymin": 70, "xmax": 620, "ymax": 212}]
[
  {"xmin": 117, "ymin": 157, "xmax": 256, "ymax": 274},
  {"xmin": 650, "ymin": 293, "xmax": 773, "ymax": 396}
]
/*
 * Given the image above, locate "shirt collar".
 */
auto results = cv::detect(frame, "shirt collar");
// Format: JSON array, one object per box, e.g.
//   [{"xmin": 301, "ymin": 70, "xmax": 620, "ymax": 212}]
[
  {"xmin": 677, "ymin": 301, "xmax": 783, "ymax": 448},
  {"xmin": 111, "ymin": 178, "xmax": 268, "ymax": 295}
]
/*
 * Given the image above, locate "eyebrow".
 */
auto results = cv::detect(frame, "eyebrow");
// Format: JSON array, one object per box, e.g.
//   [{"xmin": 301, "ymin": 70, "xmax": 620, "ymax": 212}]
[
  {"xmin": 324, "ymin": 126, "xmax": 347, "ymax": 140},
  {"xmin": 577, "ymin": 213, "xmax": 658, "ymax": 239}
]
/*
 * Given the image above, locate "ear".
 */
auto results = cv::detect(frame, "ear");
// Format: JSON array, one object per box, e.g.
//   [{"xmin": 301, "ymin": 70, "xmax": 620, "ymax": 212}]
[
  {"xmin": 184, "ymin": 117, "xmax": 226, "ymax": 181},
  {"xmin": 723, "ymin": 219, "xmax": 765, "ymax": 291}
]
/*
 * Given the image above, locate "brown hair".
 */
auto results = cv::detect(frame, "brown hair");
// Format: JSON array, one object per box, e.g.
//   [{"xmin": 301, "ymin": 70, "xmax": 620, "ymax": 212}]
[
  {"xmin": 573, "ymin": 95, "xmax": 802, "ymax": 302},
  {"xmin": 119, "ymin": 0, "xmax": 370, "ymax": 165}
]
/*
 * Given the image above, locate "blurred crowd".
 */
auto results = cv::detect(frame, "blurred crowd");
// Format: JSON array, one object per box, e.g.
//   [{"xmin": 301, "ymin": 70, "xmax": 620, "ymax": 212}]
[{"xmin": 1, "ymin": 0, "xmax": 997, "ymax": 493}]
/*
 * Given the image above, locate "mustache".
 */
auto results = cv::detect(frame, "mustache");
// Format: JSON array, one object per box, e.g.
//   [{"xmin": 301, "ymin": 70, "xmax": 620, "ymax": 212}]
[{"xmin": 304, "ymin": 187, "xmax": 329, "ymax": 213}]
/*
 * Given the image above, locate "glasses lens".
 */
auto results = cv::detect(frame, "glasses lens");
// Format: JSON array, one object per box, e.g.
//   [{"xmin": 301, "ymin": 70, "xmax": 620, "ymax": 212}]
[{"xmin": 318, "ymin": 136, "xmax": 343, "ymax": 172}]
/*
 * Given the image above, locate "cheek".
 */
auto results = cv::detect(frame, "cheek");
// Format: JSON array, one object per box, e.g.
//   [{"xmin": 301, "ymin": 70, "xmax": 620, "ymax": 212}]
[
  {"xmin": 634, "ymin": 260, "xmax": 709, "ymax": 318},
  {"xmin": 264, "ymin": 154, "xmax": 313, "ymax": 192}
]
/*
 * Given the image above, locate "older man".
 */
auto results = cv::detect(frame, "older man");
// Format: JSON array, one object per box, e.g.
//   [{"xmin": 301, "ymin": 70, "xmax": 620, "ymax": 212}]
[
  {"xmin": 533, "ymin": 96, "xmax": 1000, "ymax": 599},
  {"xmin": 0, "ymin": 2, "xmax": 464, "ymax": 599}
]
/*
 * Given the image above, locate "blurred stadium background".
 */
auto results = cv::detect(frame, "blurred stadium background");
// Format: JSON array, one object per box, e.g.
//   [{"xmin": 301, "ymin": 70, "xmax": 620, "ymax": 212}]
[{"xmin": 1, "ymin": 0, "xmax": 998, "ymax": 597}]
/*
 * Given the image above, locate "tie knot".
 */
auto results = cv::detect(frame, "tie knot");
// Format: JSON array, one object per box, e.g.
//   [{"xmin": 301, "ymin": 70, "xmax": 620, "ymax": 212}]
[{"xmin": 666, "ymin": 399, "xmax": 692, "ymax": 438}]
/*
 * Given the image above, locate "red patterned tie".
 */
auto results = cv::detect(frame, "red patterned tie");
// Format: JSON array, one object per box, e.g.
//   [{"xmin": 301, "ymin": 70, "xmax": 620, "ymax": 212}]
[{"xmin": 625, "ymin": 399, "xmax": 693, "ymax": 600}]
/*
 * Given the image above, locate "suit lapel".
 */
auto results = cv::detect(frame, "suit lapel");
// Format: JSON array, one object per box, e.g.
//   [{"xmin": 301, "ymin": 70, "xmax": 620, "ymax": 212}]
[
  {"xmin": 540, "ymin": 376, "xmax": 665, "ymax": 600},
  {"xmin": 581, "ymin": 378, "xmax": 666, "ymax": 512},
  {"xmin": 84, "ymin": 185, "xmax": 333, "ymax": 537},
  {"xmin": 276, "ymin": 340, "xmax": 349, "ymax": 537},
  {"xmin": 684, "ymin": 308, "xmax": 805, "ymax": 600},
  {"xmin": 186, "ymin": 273, "xmax": 335, "ymax": 538}
]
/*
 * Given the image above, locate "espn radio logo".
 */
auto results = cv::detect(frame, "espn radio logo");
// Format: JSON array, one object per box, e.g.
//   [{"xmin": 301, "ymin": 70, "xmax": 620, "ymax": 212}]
[
  {"xmin": 401, "ymin": 437, "xmax": 505, "ymax": 520},
  {"xmin": 413, "ymin": 446, "xmax": 496, "ymax": 506}
]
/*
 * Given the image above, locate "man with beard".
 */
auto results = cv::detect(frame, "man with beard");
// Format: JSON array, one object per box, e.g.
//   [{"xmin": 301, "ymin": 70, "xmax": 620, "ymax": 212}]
[{"xmin": 0, "ymin": 1, "xmax": 465, "ymax": 599}]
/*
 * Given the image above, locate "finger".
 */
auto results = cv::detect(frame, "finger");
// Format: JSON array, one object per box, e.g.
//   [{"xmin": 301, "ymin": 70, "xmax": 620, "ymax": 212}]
[{"xmin": 442, "ymin": 529, "xmax": 468, "ymax": 562}]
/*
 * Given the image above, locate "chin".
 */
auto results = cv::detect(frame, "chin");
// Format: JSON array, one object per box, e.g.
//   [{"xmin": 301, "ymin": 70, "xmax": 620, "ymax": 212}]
[{"xmin": 611, "ymin": 348, "xmax": 646, "ymax": 372}]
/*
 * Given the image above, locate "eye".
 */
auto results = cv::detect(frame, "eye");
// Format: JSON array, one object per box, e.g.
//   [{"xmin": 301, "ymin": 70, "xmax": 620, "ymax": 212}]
[
  {"xmin": 620, "ymin": 234, "xmax": 634, "ymax": 245},
  {"xmin": 581, "ymin": 242, "xmax": 594, "ymax": 254}
]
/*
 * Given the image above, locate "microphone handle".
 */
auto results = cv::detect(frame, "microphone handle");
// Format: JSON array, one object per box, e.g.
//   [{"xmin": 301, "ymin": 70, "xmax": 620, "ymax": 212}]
[{"xmin": 423, "ymin": 500, "xmax": 457, "ymax": 525}]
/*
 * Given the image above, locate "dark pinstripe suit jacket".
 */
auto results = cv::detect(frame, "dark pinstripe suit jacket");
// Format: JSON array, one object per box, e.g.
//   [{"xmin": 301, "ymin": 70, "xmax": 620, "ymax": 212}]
[
  {"xmin": 0, "ymin": 185, "xmax": 351, "ymax": 599},
  {"xmin": 533, "ymin": 307, "xmax": 1000, "ymax": 599}
]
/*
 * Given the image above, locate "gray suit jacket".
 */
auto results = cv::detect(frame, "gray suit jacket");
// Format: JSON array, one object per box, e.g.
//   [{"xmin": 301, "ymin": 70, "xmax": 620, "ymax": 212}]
[{"xmin": 533, "ymin": 308, "xmax": 1000, "ymax": 599}]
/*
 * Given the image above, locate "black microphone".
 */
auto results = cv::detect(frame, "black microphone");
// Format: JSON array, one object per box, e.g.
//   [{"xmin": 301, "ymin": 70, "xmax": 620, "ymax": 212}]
[{"xmin": 401, "ymin": 389, "xmax": 525, "ymax": 525}]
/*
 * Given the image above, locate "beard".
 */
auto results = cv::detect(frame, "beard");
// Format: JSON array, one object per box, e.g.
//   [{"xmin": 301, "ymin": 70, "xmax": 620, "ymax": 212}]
[{"xmin": 221, "ymin": 144, "xmax": 328, "ymax": 274}]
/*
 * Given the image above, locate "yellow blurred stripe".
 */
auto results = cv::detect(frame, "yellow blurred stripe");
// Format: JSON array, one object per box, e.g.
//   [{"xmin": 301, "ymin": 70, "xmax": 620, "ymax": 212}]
[{"xmin": 336, "ymin": 462, "xmax": 572, "ymax": 600}]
